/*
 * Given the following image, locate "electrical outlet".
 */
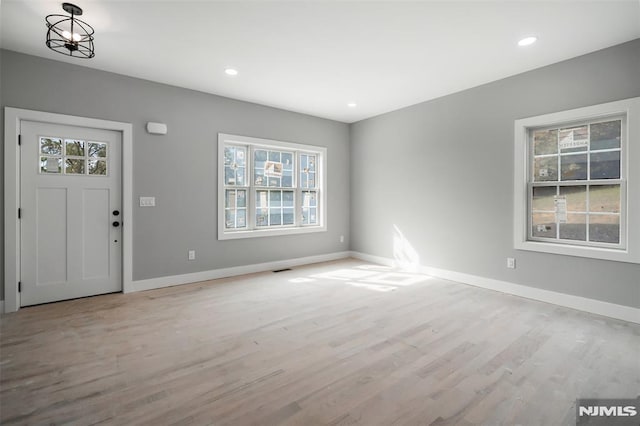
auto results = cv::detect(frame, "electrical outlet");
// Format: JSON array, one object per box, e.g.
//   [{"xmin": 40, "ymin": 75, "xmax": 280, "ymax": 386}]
[
  {"xmin": 507, "ymin": 257, "xmax": 516, "ymax": 269},
  {"xmin": 340, "ymin": 235, "xmax": 344, "ymax": 243},
  {"xmin": 188, "ymin": 250, "xmax": 196, "ymax": 261}
]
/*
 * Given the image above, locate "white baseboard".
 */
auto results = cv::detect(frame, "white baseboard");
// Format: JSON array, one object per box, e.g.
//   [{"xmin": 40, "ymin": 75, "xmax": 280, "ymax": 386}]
[
  {"xmin": 350, "ymin": 251, "xmax": 640, "ymax": 324},
  {"xmin": 128, "ymin": 251, "xmax": 351, "ymax": 293}
]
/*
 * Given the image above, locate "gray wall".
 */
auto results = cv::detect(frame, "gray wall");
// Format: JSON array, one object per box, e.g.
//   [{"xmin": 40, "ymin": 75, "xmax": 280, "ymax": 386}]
[
  {"xmin": 0, "ymin": 49, "xmax": 350, "ymax": 299},
  {"xmin": 350, "ymin": 39, "xmax": 640, "ymax": 309}
]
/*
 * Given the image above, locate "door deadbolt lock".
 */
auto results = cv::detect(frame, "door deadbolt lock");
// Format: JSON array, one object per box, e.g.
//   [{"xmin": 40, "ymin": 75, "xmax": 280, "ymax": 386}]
[
  {"xmin": 113, "ymin": 210, "xmax": 120, "ymax": 216},
  {"xmin": 112, "ymin": 221, "xmax": 120, "ymax": 227}
]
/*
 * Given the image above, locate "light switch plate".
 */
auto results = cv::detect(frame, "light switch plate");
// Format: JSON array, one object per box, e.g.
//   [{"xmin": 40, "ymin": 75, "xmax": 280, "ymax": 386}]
[{"xmin": 140, "ymin": 196, "xmax": 156, "ymax": 207}]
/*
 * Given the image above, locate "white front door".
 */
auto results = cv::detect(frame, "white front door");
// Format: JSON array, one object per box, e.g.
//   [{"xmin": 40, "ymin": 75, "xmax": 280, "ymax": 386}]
[{"xmin": 20, "ymin": 120, "xmax": 122, "ymax": 306}]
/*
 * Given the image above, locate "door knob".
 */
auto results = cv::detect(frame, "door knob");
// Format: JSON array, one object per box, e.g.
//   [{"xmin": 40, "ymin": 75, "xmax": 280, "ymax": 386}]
[
  {"xmin": 112, "ymin": 221, "xmax": 120, "ymax": 227},
  {"xmin": 113, "ymin": 210, "xmax": 120, "ymax": 216}
]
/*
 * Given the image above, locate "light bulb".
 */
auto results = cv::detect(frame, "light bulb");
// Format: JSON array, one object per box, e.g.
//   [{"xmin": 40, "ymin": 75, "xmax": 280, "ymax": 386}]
[
  {"xmin": 62, "ymin": 30, "xmax": 72, "ymax": 40},
  {"xmin": 72, "ymin": 33, "xmax": 82, "ymax": 42}
]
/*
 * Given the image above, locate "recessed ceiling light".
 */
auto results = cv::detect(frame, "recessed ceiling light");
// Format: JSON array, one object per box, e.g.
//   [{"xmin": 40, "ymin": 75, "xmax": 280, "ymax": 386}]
[
  {"xmin": 518, "ymin": 36, "xmax": 538, "ymax": 47},
  {"xmin": 347, "ymin": 102, "xmax": 357, "ymax": 108},
  {"xmin": 224, "ymin": 68, "xmax": 238, "ymax": 76}
]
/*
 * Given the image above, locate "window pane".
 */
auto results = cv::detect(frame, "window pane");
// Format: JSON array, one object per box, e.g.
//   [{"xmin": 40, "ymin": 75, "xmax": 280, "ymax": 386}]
[
  {"xmin": 533, "ymin": 156, "xmax": 558, "ymax": 181},
  {"xmin": 589, "ymin": 185, "xmax": 620, "ymax": 213},
  {"xmin": 255, "ymin": 170, "xmax": 265, "ymax": 186},
  {"xmin": 88, "ymin": 159, "xmax": 107, "ymax": 175},
  {"xmin": 256, "ymin": 209, "xmax": 268, "ymax": 227},
  {"xmin": 590, "ymin": 120, "xmax": 621, "ymax": 151},
  {"xmin": 282, "ymin": 152, "xmax": 293, "ymax": 169},
  {"xmin": 235, "ymin": 167, "xmax": 245, "ymax": 185},
  {"xmin": 237, "ymin": 209, "xmax": 246, "ymax": 228},
  {"xmin": 589, "ymin": 214, "xmax": 620, "ymax": 244},
  {"xmin": 532, "ymin": 186, "xmax": 556, "ymax": 211},
  {"xmin": 225, "ymin": 210, "xmax": 236, "ymax": 229},
  {"xmin": 560, "ymin": 154, "xmax": 587, "ymax": 181},
  {"xmin": 255, "ymin": 149, "xmax": 267, "ymax": 162},
  {"xmin": 533, "ymin": 129, "xmax": 557, "ymax": 155},
  {"xmin": 225, "ymin": 189, "xmax": 236, "ymax": 208},
  {"xmin": 40, "ymin": 156, "xmax": 62, "ymax": 173},
  {"xmin": 268, "ymin": 177, "xmax": 280, "ymax": 187},
  {"xmin": 237, "ymin": 190, "xmax": 246, "ymax": 208},
  {"xmin": 270, "ymin": 209, "xmax": 282, "ymax": 225},
  {"xmin": 283, "ymin": 191, "xmax": 294, "ymax": 207},
  {"xmin": 40, "ymin": 137, "xmax": 62, "ymax": 155},
  {"xmin": 235, "ymin": 147, "xmax": 246, "ymax": 167},
  {"xmin": 270, "ymin": 190, "xmax": 282, "ymax": 207},
  {"xmin": 559, "ymin": 213, "xmax": 586, "ymax": 241},
  {"xmin": 532, "ymin": 212, "xmax": 556, "ymax": 238},
  {"xmin": 224, "ymin": 146, "xmax": 234, "ymax": 165},
  {"xmin": 65, "ymin": 139, "xmax": 85, "ymax": 156},
  {"xmin": 269, "ymin": 151, "xmax": 281, "ymax": 162},
  {"xmin": 308, "ymin": 208, "xmax": 317, "ymax": 224},
  {"xmin": 65, "ymin": 158, "xmax": 85, "ymax": 174},
  {"xmin": 225, "ymin": 167, "xmax": 236, "ymax": 185},
  {"xmin": 590, "ymin": 151, "xmax": 620, "ymax": 180},
  {"xmin": 256, "ymin": 190, "xmax": 268, "ymax": 208},
  {"xmin": 283, "ymin": 208, "xmax": 294, "ymax": 225},
  {"xmin": 559, "ymin": 126, "xmax": 588, "ymax": 153},
  {"xmin": 559, "ymin": 186, "xmax": 586, "ymax": 212},
  {"xmin": 88, "ymin": 142, "xmax": 107, "ymax": 158}
]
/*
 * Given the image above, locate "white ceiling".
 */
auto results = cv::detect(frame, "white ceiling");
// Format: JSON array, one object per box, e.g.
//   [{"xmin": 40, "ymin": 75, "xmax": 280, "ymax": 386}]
[{"xmin": 1, "ymin": 1, "xmax": 639, "ymax": 123}]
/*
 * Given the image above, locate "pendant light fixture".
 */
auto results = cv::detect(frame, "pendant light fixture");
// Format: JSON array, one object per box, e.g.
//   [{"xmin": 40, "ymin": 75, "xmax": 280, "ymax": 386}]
[{"xmin": 46, "ymin": 3, "xmax": 95, "ymax": 59}]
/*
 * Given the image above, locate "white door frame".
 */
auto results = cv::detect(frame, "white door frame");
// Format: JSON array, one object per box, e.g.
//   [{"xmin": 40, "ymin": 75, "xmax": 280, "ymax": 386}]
[{"xmin": 4, "ymin": 107, "xmax": 133, "ymax": 313}]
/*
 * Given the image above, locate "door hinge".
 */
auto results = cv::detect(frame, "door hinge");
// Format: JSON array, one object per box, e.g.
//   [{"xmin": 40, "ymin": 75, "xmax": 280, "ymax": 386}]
[
  {"xmin": 18, "ymin": 208, "xmax": 21, "ymax": 219},
  {"xmin": 18, "ymin": 282, "xmax": 22, "ymax": 292},
  {"xmin": 18, "ymin": 134, "xmax": 21, "ymax": 146}
]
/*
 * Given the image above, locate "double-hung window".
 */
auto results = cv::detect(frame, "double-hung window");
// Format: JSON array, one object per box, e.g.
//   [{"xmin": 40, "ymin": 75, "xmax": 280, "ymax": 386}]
[
  {"xmin": 218, "ymin": 133, "xmax": 326, "ymax": 240},
  {"xmin": 514, "ymin": 97, "xmax": 640, "ymax": 263}
]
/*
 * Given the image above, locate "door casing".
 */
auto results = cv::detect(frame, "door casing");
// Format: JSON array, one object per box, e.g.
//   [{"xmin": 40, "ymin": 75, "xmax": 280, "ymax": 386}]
[{"xmin": 4, "ymin": 107, "xmax": 133, "ymax": 313}]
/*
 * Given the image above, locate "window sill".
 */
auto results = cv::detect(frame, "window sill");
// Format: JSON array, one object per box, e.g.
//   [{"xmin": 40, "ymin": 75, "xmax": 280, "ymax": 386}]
[
  {"xmin": 515, "ymin": 239, "xmax": 639, "ymax": 263},
  {"xmin": 218, "ymin": 224, "xmax": 326, "ymax": 240}
]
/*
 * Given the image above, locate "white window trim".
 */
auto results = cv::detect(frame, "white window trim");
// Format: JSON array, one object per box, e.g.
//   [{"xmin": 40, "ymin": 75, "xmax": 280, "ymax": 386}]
[
  {"xmin": 217, "ymin": 133, "xmax": 327, "ymax": 240},
  {"xmin": 514, "ymin": 97, "xmax": 640, "ymax": 263}
]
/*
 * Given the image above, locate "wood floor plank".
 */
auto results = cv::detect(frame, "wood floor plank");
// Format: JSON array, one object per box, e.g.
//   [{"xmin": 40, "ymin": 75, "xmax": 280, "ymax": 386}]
[{"xmin": 1, "ymin": 259, "xmax": 638, "ymax": 425}]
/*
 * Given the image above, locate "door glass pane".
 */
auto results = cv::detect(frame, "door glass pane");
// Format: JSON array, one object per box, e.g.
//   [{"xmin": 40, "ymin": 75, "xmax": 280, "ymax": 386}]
[
  {"xmin": 589, "ymin": 214, "xmax": 620, "ymax": 244},
  {"xmin": 65, "ymin": 159, "xmax": 85, "ymax": 175},
  {"xmin": 590, "ymin": 120, "xmax": 621, "ymax": 151},
  {"xmin": 40, "ymin": 156, "xmax": 62, "ymax": 173},
  {"xmin": 560, "ymin": 154, "xmax": 587, "ymax": 181},
  {"xmin": 589, "ymin": 185, "xmax": 620, "ymax": 213},
  {"xmin": 590, "ymin": 151, "xmax": 620, "ymax": 180},
  {"xmin": 65, "ymin": 139, "xmax": 85, "ymax": 156},
  {"xmin": 40, "ymin": 137, "xmax": 62, "ymax": 155},
  {"xmin": 533, "ymin": 129, "xmax": 557, "ymax": 155},
  {"xmin": 532, "ymin": 186, "xmax": 556, "ymax": 211},
  {"xmin": 533, "ymin": 157, "xmax": 558, "ymax": 181},
  {"xmin": 559, "ymin": 213, "xmax": 586, "ymax": 241},
  {"xmin": 559, "ymin": 186, "xmax": 586, "ymax": 212},
  {"xmin": 88, "ymin": 142, "xmax": 107, "ymax": 158},
  {"xmin": 532, "ymin": 212, "xmax": 556, "ymax": 238},
  {"xmin": 88, "ymin": 159, "xmax": 107, "ymax": 175}
]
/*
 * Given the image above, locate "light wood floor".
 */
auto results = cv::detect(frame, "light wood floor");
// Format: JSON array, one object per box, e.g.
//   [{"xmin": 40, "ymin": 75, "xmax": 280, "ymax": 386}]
[{"xmin": 1, "ymin": 259, "xmax": 638, "ymax": 425}]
